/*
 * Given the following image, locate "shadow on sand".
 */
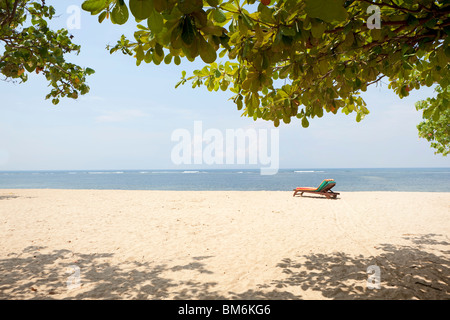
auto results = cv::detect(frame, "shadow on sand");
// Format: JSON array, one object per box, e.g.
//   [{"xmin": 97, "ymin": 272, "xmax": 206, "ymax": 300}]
[
  {"xmin": 272, "ymin": 233, "xmax": 449, "ymax": 299},
  {"xmin": 0, "ymin": 234, "xmax": 448, "ymax": 299},
  {"xmin": 0, "ymin": 195, "xmax": 20, "ymax": 200}
]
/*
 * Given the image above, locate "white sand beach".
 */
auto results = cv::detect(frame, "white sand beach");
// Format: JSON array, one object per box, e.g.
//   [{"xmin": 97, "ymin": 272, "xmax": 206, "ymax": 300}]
[{"xmin": 0, "ymin": 189, "xmax": 449, "ymax": 299}]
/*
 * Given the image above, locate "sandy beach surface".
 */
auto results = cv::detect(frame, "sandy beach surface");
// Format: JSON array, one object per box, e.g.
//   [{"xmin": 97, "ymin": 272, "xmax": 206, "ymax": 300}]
[{"xmin": 0, "ymin": 189, "xmax": 449, "ymax": 300}]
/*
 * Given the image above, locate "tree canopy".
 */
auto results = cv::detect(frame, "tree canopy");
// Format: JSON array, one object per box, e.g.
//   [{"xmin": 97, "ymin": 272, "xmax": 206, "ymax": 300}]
[
  {"xmin": 1, "ymin": 1, "xmax": 448, "ymax": 155},
  {"xmin": 0, "ymin": 0, "xmax": 94, "ymax": 104},
  {"xmin": 416, "ymin": 85, "xmax": 450, "ymax": 156},
  {"xmin": 81, "ymin": 0, "xmax": 449, "ymax": 128}
]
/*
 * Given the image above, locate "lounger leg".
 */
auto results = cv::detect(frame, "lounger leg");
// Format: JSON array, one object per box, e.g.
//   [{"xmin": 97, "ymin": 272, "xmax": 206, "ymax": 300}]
[
  {"xmin": 330, "ymin": 192, "xmax": 338, "ymax": 199},
  {"xmin": 293, "ymin": 190, "xmax": 305, "ymax": 197}
]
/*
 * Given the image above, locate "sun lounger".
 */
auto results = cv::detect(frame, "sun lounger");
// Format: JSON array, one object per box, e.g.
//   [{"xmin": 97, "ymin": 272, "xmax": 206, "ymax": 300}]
[{"xmin": 293, "ymin": 179, "xmax": 340, "ymax": 199}]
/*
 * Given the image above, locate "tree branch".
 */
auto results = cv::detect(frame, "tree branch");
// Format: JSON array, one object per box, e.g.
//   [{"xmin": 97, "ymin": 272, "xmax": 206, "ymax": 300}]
[
  {"xmin": 357, "ymin": 0, "xmax": 422, "ymax": 13},
  {"xmin": 1, "ymin": 0, "xmax": 21, "ymax": 27}
]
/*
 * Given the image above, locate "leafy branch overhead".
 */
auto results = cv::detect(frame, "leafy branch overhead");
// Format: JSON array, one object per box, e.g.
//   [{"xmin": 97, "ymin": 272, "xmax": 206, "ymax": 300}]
[
  {"xmin": 0, "ymin": 0, "xmax": 94, "ymax": 104},
  {"xmin": 416, "ymin": 85, "xmax": 450, "ymax": 156},
  {"xmin": 83, "ymin": 0, "xmax": 449, "ymax": 128}
]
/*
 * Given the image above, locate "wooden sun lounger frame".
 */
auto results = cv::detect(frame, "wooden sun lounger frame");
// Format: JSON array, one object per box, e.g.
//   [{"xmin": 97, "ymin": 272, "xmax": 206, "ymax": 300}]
[{"xmin": 293, "ymin": 182, "xmax": 340, "ymax": 199}]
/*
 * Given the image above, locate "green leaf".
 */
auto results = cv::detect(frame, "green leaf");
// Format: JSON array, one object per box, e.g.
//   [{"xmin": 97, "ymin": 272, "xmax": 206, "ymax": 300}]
[
  {"xmin": 81, "ymin": 0, "xmax": 106, "ymax": 13},
  {"xmin": 154, "ymin": 43, "xmax": 164, "ymax": 58},
  {"xmin": 311, "ymin": 20, "xmax": 326, "ymax": 39},
  {"xmin": 280, "ymin": 26, "xmax": 296, "ymax": 37},
  {"xmin": 199, "ymin": 36, "xmax": 217, "ymax": 63},
  {"xmin": 24, "ymin": 60, "xmax": 36, "ymax": 73},
  {"xmin": 111, "ymin": 2, "xmax": 129, "ymax": 25},
  {"xmin": 178, "ymin": 0, "xmax": 203, "ymax": 14},
  {"xmin": 174, "ymin": 55, "xmax": 181, "ymax": 65},
  {"xmin": 175, "ymin": 80, "xmax": 184, "ymax": 88},
  {"xmin": 236, "ymin": 96, "xmax": 243, "ymax": 110},
  {"xmin": 147, "ymin": 9, "xmax": 164, "ymax": 33},
  {"xmin": 241, "ymin": 13, "xmax": 254, "ymax": 29},
  {"xmin": 152, "ymin": 50, "xmax": 163, "ymax": 64},
  {"xmin": 129, "ymin": 0, "xmax": 153, "ymax": 20},
  {"xmin": 343, "ymin": 32, "xmax": 354, "ymax": 48},
  {"xmin": 164, "ymin": 53, "xmax": 173, "ymax": 64},
  {"xmin": 220, "ymin": 2, "xmax": 238, "ymax": 12},
  {"xmin": 136, "ymin": 45, "xmax": 145, "ymax": 61},
  {"xmin": 213, "ymin": 8, "xmax": 227, "ymax": 23},
  {"xmin": 144, "ymin": 50, "xmax": 153, "ymax": 63},
  {"xmin": 85, "ymin": 67, "xmax": 95, "ymax": 75},
  {"xmin": 181, "ymin": 17, "xmax": 196, "ymax": 46},
  {"xmin": 318, "ymin": 59, "xmax": 328, "ymax": 74},
  {"xmin": 371, "ymin": 28, "xmax": 382, "ymax": 41},
  {"xmin": 98, "ymin": 11, "xmax": 107, "ymax": 23},
  {"xmin": 192, "ymin": 10, "xmax": 208, "ymax": 28},
  {"xmin": 153, "ymin": 0, "xmax": 167, "ymax": 12},
  {"xmin": 274, "ymin": 118, "xmax": 280, "ymax": 127},
  {"xmin": 206, "ymin": 0, "xmax": 219, "ymax": 7},
  {"xmin": 201, "ymin": 25, "xmax": 224, "ymax": 37},
  {"xmin": 301, "ymin": 116, "xmax": 309, "ymax": 128},
  {"xmin": 305, "ymin": 0, "xmax": 348, "ymax": 23}
]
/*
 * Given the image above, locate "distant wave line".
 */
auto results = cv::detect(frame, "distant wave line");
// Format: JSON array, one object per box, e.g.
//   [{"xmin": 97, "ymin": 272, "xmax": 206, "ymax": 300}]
[{"xmin": 88, "ymin": 171, "xmax": 124, "ymax": 174}]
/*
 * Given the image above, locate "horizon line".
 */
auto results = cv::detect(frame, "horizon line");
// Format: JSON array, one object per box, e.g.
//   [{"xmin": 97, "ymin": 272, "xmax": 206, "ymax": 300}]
[{"xmin": 1, "ymin": 166, "xmax": 449, "ymax": 172}]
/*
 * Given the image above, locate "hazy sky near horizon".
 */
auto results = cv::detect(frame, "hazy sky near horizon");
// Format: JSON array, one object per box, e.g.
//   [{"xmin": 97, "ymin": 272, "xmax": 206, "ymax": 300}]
[{"xmin": 0, "ymin": 1, "xmax": 449, "ymax": 170}]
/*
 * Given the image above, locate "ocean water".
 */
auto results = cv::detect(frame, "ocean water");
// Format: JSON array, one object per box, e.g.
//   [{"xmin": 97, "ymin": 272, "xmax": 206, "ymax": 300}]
[{"xmin": 0, "ymin": 168, "xmax": 449, "ymax": 191}]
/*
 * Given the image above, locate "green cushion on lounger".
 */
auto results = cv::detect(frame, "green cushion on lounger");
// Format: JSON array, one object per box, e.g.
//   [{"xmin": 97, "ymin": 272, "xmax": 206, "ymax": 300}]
[{"xmin": 316, "ymin": 179, "xmax": 335, "ymax": 192}]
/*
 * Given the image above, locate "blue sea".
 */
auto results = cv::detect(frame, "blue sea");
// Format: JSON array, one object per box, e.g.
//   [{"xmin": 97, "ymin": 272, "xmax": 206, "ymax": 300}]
[{"xmin": 0, "ymin": 168, "xmax": 449, "ymax": 192}]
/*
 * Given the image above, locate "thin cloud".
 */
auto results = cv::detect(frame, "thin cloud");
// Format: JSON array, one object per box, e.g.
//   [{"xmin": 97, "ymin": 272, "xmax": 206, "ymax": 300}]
[
  {"xmin": 80, "ymin": 95, "xmax": 105, "ymax": 102},
  {"xmin": 95, "ymin": 109, "xmax": 148, "ymax": 123}
]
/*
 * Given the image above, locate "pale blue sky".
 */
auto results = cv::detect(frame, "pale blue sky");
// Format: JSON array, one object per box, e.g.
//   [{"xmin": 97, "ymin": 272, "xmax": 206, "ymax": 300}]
[{"xmin": 0, "ymin": 1, "xmax": 448, "ymax": 170}]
